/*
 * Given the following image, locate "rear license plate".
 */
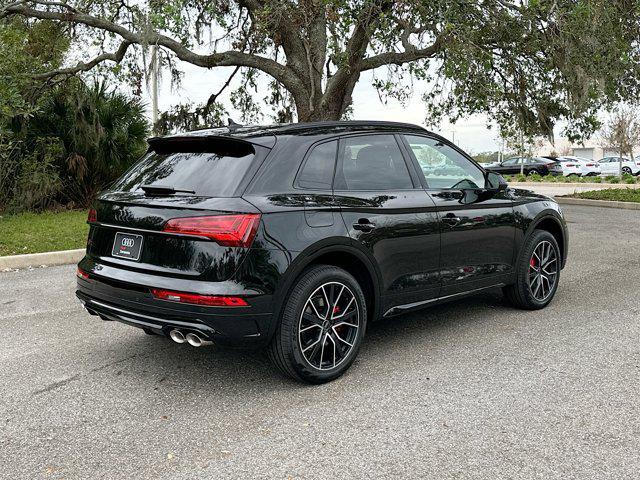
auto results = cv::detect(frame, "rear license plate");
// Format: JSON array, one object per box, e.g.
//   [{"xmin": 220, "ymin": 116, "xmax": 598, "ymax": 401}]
[{"xmin": 112, "ymin": 232, "xmax": 143, "ymax": 261}]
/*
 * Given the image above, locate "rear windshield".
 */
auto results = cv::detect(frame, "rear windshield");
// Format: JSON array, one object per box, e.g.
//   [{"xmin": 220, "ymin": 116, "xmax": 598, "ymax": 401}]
[{"xmin": 112, "ymin": 141, "xmax": 258, "ymax": 197}]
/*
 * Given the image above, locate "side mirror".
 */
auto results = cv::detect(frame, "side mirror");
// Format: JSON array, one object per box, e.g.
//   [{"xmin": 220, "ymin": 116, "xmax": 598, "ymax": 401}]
[{"xmin": 486, "ymin": 171, "xmax": 508, "ymax": 191}]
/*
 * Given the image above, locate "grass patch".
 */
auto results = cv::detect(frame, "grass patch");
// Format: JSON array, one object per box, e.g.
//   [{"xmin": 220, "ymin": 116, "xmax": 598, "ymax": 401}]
[
  {"xmin": 0, "ymin": 210, "xmax": 88, "ymax": 256},
  {"xmin": 566, "ymin": 188, "xmax": 640, "ymax": 203}
]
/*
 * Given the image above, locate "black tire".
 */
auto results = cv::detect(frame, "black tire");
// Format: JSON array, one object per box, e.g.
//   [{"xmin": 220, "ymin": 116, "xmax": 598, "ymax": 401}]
[
  {"xmin": 503, "ymin": 230, "xmax": 561, "ymax": 310},
  {"xmin": 268, "ymin": 265, "xmax": 367, "ymax": 384},
  {"xmin": 527, "ymin": 169, "xmax": 540, "ymax": 176},
  {"xmin": 622, "ymin": 166, "xmax": 632, "ymax": 175}
]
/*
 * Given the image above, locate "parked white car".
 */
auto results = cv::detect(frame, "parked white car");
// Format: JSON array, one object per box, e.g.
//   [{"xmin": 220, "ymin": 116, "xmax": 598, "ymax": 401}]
[
  {"xmin": 598, "ymin": 156, "xmax": 640, "ymax": 176},
  {"xmin": 545, "ymin": 156, "xmax": 589, "ymax": 176},
  {"xmin": 557, "ymin": 156, "xmax": 602, "ymax": 176}
]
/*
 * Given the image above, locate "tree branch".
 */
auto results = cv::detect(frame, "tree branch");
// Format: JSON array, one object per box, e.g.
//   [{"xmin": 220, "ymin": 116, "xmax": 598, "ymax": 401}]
[
  {"xmin": 3, "ymin": 2, "xmax": 302, "ymax": 94},
  {"xmin": 359, "ymin": 36, "xmax": 446, "ymax": 72},
  {"xmin": 33, "ymin": 40, "xmax": 132, "ymax": 79},
  {"xmin": 205, "ymin": 66, "xmax": 240, "ymax": 109}
]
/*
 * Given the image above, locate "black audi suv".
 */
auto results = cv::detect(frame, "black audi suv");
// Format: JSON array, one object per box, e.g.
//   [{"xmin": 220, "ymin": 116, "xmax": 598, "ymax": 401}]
[{"xmin": 77, "ymin": 121, "xmax": 568, "ymax": 383}]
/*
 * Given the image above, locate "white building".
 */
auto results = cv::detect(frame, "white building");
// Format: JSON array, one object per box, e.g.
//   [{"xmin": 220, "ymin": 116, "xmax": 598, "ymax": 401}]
[{"xmin": 535, "ymin": 138, "xmax": 624, "ymax": 160}]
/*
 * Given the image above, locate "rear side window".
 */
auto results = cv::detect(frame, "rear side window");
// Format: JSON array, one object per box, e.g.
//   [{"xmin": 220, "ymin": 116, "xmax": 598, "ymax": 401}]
[
  {"xmin": 296, "ymin": 140, "xmax": 337, "ymax": 190},
  {"xmin": 112, "ymin": 141, "xmax": 258, "ymax": 197},
  {"xmin": 335, "ymin": 135, "xmax": 413, "ymax": 190}
]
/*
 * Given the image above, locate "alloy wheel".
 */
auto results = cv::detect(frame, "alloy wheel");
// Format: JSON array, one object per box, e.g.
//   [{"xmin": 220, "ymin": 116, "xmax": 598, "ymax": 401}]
[
  {"xmin": 528, "ymin": 240, "xmax": 558, "ymax": 301},
  {"xmin": 298, "ymin": 281, "xmax": 360, "ymax": 371}
]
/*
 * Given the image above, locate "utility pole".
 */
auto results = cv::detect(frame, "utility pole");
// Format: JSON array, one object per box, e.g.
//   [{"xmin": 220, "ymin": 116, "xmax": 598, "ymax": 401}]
[
  {"xmin": 151, "ymin": 45, "xmax": 159, "ymax": 134},
  {"xmin": 519, "ymin": 131, "xmax": 525, "ymax": 175}
]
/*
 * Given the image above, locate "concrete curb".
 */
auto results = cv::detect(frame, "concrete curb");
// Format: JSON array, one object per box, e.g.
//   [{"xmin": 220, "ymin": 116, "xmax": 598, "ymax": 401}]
[
  {"xmin": 0, "ymin": 248, "xmax": 85, "ymax": 270},
  {"xmin": 512, "ymin": 182, "xmax": 640, "ymax": 190},
  {"xmin": 555, "ymin": 197, "xmax": 640, "ymax": 210}
]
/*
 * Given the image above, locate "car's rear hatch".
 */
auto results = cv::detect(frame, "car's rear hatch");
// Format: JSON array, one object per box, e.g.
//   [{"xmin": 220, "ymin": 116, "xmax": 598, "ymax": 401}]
[{"xmin": 86, "ymin": 136, "xmax": 269, "ymax": 282}]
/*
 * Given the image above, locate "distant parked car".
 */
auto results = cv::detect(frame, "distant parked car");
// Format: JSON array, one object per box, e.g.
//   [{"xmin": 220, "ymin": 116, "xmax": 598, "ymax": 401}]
[
  {"xmin": 485, "ymin": 156, "xmax": 555, "ymax": 176},
  {"xmin": 545, "ymin": 156, "xmax": 601, "ymax": 177},
  {"xmin": 598, "ymin": 156, "xmax": 640, "ymax": 175}
]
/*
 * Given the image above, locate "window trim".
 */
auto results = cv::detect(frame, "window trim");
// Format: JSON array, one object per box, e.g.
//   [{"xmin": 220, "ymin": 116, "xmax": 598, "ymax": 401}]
[
  {"xmin": 399, "ymin": 133, "xmax": 487, "ymax": 191},
  {"xmin": 293, "ymin": 138, "xmax": 339, "ymax": 191},
  {"xmin": 332, "ymin": 133, "xmax": 418, "ymax": 192}
]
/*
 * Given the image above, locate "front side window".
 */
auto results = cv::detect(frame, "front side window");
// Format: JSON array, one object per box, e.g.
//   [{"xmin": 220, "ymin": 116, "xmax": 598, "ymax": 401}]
[
  {"xmin": 335, "ymin": 135, "xmax": 413, "ymax": 190},
  {"xmin": 403, "ymin": 135, "xmax": 485, "ymax": 189},
  {"xmin": 296, "ymin": 140, "xmax": 337, "ymax": 190}
]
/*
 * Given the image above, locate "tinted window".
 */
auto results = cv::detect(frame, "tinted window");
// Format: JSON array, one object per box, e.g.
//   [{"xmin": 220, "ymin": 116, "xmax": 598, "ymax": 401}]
[
  {"xmin": 502, "ymin": 158, "xmax": 520, "ymax": 166},
  {"xmin": 404, "ymin": 135, "xmax": 485, "ymax": 189},
  {"xmin": 296, "ymin": 141, "xmax": 337, "ymax": 190},
  {"xmin": 112, "ymin": 143, "xmax": 257, "ymax": 197},
  {"xmin": 335, "ymin": 135, "xmax": 413, "ymax": 190}
]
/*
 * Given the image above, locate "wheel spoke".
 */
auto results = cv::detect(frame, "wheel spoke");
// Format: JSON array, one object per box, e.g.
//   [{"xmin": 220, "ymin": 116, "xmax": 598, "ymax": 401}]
[
  {"xmin": 302, "ymin": 312, "xmax": 323, "ymax": 326},
  {"xmin": 331, "ymin": 285, "xmax": 345, "ymax": 319},
  {"xmin": 299, "ymin": 324, "xmax": 321, "ymax": 333},
  {"xmin": 334, "ymin": 320, "xmax": 358, "ymax": 329},
  {"xmin": 320, "ymin": 285, "xmax": 331, "ymax": 318},
  {"xmin": 302, "ymin": 333, "xmax": 323, "ymax": 353},
  {"xmin": 533, "ymin": 275, "xmax": 542, "ymax": 298},
  {"xmin": 319, "ymin": 333, "xmax": 327, "ymax": 367},
  {"xmin": 308, "ymin": 299, "xmax": 325, "ymax": 321},
  {"xmin": 332, "ymin": 327, "xmax": 354, "ymax": 347},
  {"xmin": 333, "ymin": 297, "xmax": 355, "ymax": 319},
  {"xmin": 326, "ymin": 334, "xmax": 337, "ymax": 368}
]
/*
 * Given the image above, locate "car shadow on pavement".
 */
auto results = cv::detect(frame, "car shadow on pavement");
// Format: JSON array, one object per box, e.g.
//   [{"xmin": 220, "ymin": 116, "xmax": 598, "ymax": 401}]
[{"xmin": 98, "ymin": 288, "xmax": 509, "ymax": 393}]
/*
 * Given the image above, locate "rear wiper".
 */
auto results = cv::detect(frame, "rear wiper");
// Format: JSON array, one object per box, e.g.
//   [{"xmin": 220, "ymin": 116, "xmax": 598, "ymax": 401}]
[{"xmin": 140, "ymin": 184, "xmax": 196, "ymax": 196}]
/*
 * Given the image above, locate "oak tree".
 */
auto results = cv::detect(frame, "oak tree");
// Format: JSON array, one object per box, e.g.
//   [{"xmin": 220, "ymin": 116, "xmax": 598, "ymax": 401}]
[{"xmin": 2, "ymin": 0, "xmax": 640, "ymax": 138}]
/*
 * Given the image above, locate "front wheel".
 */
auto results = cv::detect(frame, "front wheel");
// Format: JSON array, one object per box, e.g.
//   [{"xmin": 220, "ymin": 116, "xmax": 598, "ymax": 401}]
[
  {"xmin": 268, "ymin": 265, "xmax": 367, "ymax": 383},
  {"xmin": 622, "ymin": 166, "xmax": 632, "ymax": 175},
  {"xmin": 503, "ymin": 230, "xmax": 561, "ymax": 310}
]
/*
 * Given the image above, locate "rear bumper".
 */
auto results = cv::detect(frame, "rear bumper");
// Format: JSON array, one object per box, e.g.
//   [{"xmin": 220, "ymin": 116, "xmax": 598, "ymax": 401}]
[{"xmin": 76, "ymin": 269, "xmax": 273, "ymax": 348}]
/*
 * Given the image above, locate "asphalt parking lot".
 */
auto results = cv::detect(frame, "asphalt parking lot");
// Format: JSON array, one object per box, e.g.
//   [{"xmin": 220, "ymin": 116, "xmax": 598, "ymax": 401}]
[{"xmin": 1, "ymin": 204, "xmax": 639, "ymax": 480}]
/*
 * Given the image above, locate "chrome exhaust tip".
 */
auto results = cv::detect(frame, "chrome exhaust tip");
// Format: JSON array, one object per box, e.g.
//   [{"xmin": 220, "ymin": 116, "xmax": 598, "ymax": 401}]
[
  {"xmin": 185, "ymin": 332, "xmax": 213, "ymax": 347},
  {"xmin": 169, "ymin": 329, "xmax": 186, "ymax": 344}
]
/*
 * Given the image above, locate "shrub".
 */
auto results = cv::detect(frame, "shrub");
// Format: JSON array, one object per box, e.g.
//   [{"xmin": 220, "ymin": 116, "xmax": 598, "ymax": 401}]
[
  {"xmin": 3, "ymin": 80, "xmax": 150, "ymax": 211},
  {"xmin": 515, "ymin": 174, "xmax": 527, "ymax": 182},
  {"xmin": 592, "ymin": 176, "xmax": 602, "ymax": 183},
  {"xmin": 604, "ymin": 175, "xmax": 618, "ymax": 183},
  {"xmin": 528, "ymin": 172, "xmax": 543, "ymax": 182}
]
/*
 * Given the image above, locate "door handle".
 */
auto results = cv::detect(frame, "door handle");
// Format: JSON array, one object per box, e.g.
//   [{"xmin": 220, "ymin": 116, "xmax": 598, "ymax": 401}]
[
  {"xmin": 442, "ymin": 213, "xmax": 461, "ymax": 227},
  {"xmin": 353, "ymin": 218, "xmax": 376, "ymax": 232}
]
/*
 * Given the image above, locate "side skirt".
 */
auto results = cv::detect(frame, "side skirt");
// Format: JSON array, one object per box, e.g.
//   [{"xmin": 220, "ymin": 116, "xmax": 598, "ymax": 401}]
[{"xmin": 382, "ymin": 283, "xmax": 506, "ymax": 318}]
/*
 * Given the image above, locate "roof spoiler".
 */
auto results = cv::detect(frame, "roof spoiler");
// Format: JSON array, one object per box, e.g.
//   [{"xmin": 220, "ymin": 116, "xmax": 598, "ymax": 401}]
[{"xmin": 147, "ymin": 135, "xmax": 257, "ymax": 156}]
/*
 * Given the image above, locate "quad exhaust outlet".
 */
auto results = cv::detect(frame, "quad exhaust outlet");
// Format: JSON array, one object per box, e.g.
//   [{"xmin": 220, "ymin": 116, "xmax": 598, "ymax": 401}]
[{"xmin": 169, "ymin": 329, "xmax": 212, "ymax": 347}]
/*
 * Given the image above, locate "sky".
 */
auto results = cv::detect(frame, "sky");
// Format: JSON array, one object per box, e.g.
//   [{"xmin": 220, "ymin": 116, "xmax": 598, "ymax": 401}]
[{"xmin": 142, "ymin": 59, "xmax": 507, "ymax": 155}]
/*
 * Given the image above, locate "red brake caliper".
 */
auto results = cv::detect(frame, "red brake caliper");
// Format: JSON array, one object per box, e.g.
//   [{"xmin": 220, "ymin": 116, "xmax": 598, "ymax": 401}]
[{"xmin": 530, "ymin": 257, "xmax": 536, "ymax": 268}]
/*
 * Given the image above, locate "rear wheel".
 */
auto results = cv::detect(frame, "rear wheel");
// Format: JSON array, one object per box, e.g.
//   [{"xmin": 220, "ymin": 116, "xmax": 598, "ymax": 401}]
[
  {"xmin": 528, "ymin": 168, "xmax": 540, "ymax": 176},
  {"xmin": 268, "ymin": 265, "xmax": 367, "ymax": 383},
  {"xmin": 622, "ymin": 166, "xmax": 632, "ymax": 175},
  {"xmin": 503, "ymin": 230, "xmax": 560, "ymax": 310}
]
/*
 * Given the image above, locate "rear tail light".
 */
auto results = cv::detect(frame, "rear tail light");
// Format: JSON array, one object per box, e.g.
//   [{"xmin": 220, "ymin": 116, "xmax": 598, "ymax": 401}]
[
  {"xmin": 87, "ymin": 209, "xmax": 97, "ymax": 223},
  {"xmin": 76, "ymin": 268, "xmax": 89, "ymax": 279},
  {"xmin": 151, "ymin": 289, "xmax": 248, "ymax": 307},
  {"xmin": 565, "ymin": 164, "xmax": 577, "ymax": 167},
  {"xmin": 586, "ymin": 163, "xmax": 595, "ymax": 167},
  {"xmin": 163, "ymin": 214, "xmax": 260, "ymax": 247}
]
